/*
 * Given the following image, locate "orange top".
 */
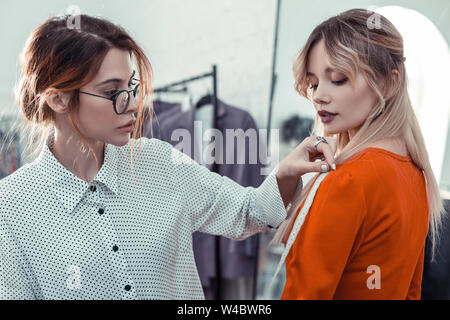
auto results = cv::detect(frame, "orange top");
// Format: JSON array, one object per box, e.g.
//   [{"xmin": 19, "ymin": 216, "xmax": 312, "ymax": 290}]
[{"xmin": 281, "ymin": 148, "xmax": 429, "ymax": 300}]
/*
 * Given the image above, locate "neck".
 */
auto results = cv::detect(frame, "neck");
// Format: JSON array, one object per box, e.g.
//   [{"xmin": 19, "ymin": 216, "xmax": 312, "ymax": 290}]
[
  {"xmin": 50, "ymin": 129, "xmax": 105, "ymax": 183},
  {"xmin": 348, "ymin": 127, "xmax": 359, "ymax": 140},
  {"xmin": 346, "ymin": 129, "xmax": 408, "ymax": 157}
]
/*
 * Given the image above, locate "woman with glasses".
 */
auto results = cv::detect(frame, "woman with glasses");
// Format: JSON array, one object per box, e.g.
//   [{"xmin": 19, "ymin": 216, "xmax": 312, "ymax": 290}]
[{"xmin": 0, "ymin": 14, "xmax": 336, "ymax": 299}]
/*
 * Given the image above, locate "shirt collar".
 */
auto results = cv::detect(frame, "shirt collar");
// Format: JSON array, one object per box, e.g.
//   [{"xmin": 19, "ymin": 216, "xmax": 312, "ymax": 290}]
[{"xmin": 36, "ymin": 139, "xmax": 119, "ymax": 214}]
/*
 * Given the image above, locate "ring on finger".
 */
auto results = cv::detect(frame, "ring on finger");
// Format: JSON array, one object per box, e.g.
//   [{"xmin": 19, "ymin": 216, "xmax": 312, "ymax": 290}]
[{"xmin": 314, "ymin": 136, "xmax": 328, "ymax": 151}]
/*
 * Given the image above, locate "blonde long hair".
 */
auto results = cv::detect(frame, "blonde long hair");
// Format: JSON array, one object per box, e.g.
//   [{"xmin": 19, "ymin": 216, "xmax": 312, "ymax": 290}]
[{"xmin": 272, "ymin": 9, "xmax": 445, "ymax": 259}]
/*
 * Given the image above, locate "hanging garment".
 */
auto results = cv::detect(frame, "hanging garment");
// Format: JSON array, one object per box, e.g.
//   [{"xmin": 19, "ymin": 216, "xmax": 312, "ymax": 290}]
[
  {"xmin": 142, "ymin": 100, "xmax": 181, "ymax": 139},
  {"xmin": 156, "ymin": 99, "xmax": 265, "ymax": 298}
]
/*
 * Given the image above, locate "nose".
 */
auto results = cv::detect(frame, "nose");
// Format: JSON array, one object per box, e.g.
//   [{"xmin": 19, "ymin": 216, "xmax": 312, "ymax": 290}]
[
  {"xmin": 312, "ymin": 84, "xmax": 331, "ymax": 106},
  {"xmin": 127, "ymin": 93, "xmax": 139, "ymax": 114}
]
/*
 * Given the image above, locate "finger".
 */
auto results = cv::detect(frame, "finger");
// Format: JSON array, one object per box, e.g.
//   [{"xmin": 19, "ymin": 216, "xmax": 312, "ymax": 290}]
[
  {"xmin": 304, "ymin": 135, "xmax": 321, "ymax": 153},
  {"xmin": 305, "ymin": 135, "xmax": 336, "ymax": 156},
  {"xmin": 309, "ymin": 153, "xmax": 323, "ymax": 162},
  {"xmin": 316, "ymin": 142, "xmax": 336, "ymax": 170},
  {"xmin": 297, "ymin": 160, "xmax": 330, "ymax": 174}
]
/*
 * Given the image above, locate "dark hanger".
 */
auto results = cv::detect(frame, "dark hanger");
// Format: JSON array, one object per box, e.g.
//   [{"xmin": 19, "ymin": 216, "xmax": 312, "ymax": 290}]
[{"xmin": 195, "ymin": 94, "xmax": 214, "ymax": 109}]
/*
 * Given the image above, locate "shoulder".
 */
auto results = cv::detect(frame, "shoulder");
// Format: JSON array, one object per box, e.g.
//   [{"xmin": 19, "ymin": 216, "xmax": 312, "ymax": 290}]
[
  {"xmin": 337, "ymin": 147, "xmax": 414, "ymax": 186},
  {"xmin": 315, "ymin": 168, "xmax": 366, "ymax": 205},
  {"xmin": 312, "ymin": 149, "xmax": 394, "ymax": 203},
  {"xmin": 114, "ymin": 137, "xmax": 176, "ymax": 161},
  {"xmin": 319, "ymin": 147, "xmax": 417, "ymax": 202},
  {"xmin": 112, "ymin": 137, "xmax": 196, "ymax": 175}
]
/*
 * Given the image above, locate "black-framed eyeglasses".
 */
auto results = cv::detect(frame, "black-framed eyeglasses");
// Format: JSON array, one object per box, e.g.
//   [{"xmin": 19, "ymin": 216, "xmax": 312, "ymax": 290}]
[{"xmin": 79, "ymin": 80, "xmax": 140, "ymax": 115}]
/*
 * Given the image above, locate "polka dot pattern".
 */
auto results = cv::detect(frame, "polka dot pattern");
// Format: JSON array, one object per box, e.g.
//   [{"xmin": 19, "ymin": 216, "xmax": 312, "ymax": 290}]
[{"xmin": 0, "ymin": 137, "xmax": 286, "ymax": 299}]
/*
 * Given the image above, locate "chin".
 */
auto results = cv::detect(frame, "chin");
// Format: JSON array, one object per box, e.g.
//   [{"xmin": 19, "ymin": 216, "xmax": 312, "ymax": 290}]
[
  {"xmin": 108, "ymin": 135, "xmax": 131, "ymax": 147},
  {"xmin": 323, "ymin": 124, "xmax": 340, "ymax": 135},
  {"xmin": 323, "ymin": 122, "xmax": 354, "ymax": 136}
]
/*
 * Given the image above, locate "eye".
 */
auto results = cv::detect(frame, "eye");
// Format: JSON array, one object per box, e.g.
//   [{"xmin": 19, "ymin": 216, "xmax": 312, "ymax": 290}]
[
  {"xmin": 105, "ymin": 89, "xmax": 119, "ymax": 95},
  {"xmin": 105, "ymin": 89, "xmax": 119, "ymax": 97},
  {"xmin": 308, "ymin": 76, "xmax": 347, "ymax": 92},
  {"xmin": 129, "ymin": 78, "xmax": 139, "ymax": 88},
  {"xmin": 332, "ymin": 78, "xmax": 348, "ymax": 85}
]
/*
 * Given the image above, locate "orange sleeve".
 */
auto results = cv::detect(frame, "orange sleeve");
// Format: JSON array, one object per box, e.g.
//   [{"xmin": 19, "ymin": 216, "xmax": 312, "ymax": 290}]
[
  {"xmin": 406, "ymin": 246, "xmax": 425, "ymax": 300},
  {"xmin": 282, "ymin": 172, "xmax": 367, "ymax": 299}
]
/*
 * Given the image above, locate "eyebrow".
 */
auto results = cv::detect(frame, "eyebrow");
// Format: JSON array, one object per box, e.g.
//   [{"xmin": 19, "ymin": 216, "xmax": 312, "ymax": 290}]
[
  {"xmin": 306, "ymin": 67, "xmax": 336, "ymax": 77},
  {"xmin": 94, "ymin": 70, "xmax": 136, "ymax": 87}
]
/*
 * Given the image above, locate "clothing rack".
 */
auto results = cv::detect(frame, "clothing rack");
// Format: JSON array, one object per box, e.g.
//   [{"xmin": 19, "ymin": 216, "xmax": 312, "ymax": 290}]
[
  {"xmin": 153, "ymin": 65, "xmax": 223, "ymax": 300},
  {"xmin": 266, "ymin": 0, "xmax": 281, "ymax": 144},
  {"xmin": 153, "ymin": 86, "xmax": 188, "ymax": 94}
]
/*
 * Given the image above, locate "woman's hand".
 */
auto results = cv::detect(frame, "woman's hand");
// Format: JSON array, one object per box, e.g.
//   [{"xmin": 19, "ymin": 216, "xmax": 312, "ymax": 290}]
[{"xmin": 276, "ymin": 136, "xmax": 338, "ymax": 207}]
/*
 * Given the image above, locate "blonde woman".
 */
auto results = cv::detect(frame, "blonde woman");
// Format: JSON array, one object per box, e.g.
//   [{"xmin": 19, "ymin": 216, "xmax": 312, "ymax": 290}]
[{"xmin": 273, "ymin": 9, "xmax": 445, "ymax": 299}]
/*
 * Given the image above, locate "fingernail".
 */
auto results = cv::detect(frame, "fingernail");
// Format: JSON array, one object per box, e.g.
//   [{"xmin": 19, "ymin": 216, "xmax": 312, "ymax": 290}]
[
  {"xmin": 331, "ymin": 163, "xmax": 336, "ymax": 170},
  {"xmin": 321, "ymin": 164, "xmax": 328, "ymax": 172}
]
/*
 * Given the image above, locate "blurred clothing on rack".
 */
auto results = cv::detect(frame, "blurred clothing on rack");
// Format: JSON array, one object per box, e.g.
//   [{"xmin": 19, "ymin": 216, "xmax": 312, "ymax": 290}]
[
  {"xmin": 0, "ymin": 132, "xmax": 21, "ymax": 179},
  {"xmin": 143, "ymin": 100, "xmax": 181, "ymax": 139}
]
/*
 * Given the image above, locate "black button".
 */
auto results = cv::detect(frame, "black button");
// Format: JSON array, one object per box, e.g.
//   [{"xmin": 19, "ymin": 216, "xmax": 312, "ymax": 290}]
[
  {"xmin": 113, "ymin": 245, "xmax": 119, "ymax": 252},
  {"xmin": 124, "ymin": 285, "xmax": 131, "ymax": 291},
  {"xmin": 98, "ymin": 208, "xmax": 104, "ymax": 215},
  {"xmin": 90, "ymin": 185, "xmax": 96, "ymax": 192}
]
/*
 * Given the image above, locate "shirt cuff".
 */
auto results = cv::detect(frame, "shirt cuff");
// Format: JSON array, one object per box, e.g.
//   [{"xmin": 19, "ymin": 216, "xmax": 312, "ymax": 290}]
[{"xmin": 254, "ymin": 166, "xmax": 287, "ymax": 229}]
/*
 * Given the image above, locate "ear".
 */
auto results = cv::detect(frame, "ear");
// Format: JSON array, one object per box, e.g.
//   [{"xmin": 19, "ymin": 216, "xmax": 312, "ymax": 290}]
[
  {"xmin": 44, "ymin": 88, "xmax": 71, "ymax": 114},
  {"xmin": 379, "ymin": 69, "xmax": 401, "ymax": 101},
  {"xmin": 391, "ymin": 69, "xmax": 400, "ymax": 79}
]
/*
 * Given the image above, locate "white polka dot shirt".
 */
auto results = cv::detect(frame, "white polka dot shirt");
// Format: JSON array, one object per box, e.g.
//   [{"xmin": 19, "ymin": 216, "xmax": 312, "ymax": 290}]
[{"xmin": 0, "ymin": 137, "xmax": 286, "ymax": 299}]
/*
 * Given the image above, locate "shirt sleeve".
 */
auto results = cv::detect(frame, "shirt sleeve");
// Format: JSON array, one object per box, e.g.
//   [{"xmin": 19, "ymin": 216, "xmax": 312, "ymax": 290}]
[
  {"xmin": 0, "ymin": 215, "xmax": 36, "ymax": 299},
  {"xmin": 161, "ymin": 140, "xmax": 287, "ymax": 240},
  {"xmin": 282, "ymin": 171, "xmax": 367, "ymax": 299}
]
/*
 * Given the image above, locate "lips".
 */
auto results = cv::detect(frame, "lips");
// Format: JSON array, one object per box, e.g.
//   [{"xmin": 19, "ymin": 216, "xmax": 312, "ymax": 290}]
[
  {"xmin": 318, "ymin": 110, "xmax": 338, "ymax": 117},
  {"xmin": 118, "ymin": 120, "xmax": 134, "ymax": 129},
  {"xmin": 318, "ymin": 110, "xmax": 338, "ymax": 124}
]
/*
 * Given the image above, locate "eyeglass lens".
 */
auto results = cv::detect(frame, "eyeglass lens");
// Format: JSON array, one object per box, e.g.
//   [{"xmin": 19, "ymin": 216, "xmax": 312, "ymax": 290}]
[{"xmin": 116, "ymin": 85, "xmax": 139, "ymax": 114}]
